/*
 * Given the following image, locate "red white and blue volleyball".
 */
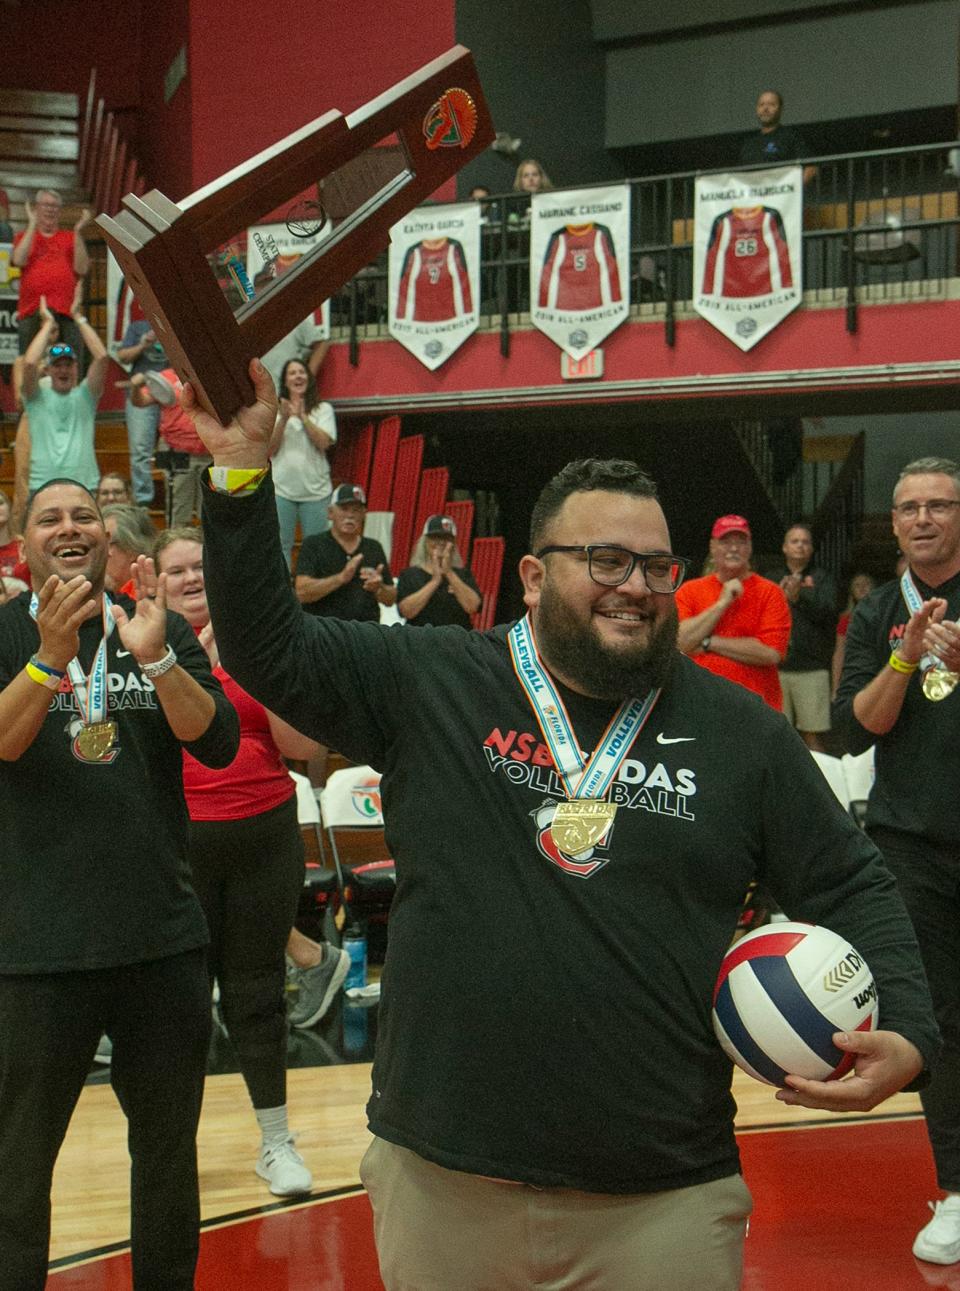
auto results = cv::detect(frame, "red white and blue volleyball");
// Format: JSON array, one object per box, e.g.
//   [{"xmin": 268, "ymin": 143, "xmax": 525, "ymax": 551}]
[{"xmin": 712, "ymin": 922, "xmax": 879, "ymax": 1086}]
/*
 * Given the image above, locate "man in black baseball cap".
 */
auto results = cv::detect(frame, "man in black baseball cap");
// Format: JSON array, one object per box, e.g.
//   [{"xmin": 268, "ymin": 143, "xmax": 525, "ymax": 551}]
[{"xmin": 294, "ymin": 482, "xmax": 395, "ymax": 621}]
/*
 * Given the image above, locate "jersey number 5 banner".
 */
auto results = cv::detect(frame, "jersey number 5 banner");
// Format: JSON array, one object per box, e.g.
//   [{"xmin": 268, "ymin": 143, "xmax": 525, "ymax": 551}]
[
  {"xmin": 693, "ymin": 166, "xmax": 802, "ymax": 352},
  {"xmin": 530, "ymin": 185, "xmax": 630, "ymax": 360}
]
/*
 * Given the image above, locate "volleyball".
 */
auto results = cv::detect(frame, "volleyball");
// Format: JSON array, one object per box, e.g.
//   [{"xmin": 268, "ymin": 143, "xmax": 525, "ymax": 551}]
[{"xmin": 712, "ymin": 921, "xmax": 879, "ymax": 1086}]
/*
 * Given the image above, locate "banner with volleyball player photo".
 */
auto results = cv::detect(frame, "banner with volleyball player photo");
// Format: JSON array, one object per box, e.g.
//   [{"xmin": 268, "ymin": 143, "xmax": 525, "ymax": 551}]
[
  {"xmin": 387, "ymin": 201, "xmax": 480, "ymax": 371},
  {"xmin": 245, "ymin": 222, "xmax": 331, "ymax": 338},
  {"xmin": 692, "ymin": 165, "xmax": 802, "ymax": 352},
  {"xmin": 529, "ymin": 184, "xmax": 630, "ymax": 361}
]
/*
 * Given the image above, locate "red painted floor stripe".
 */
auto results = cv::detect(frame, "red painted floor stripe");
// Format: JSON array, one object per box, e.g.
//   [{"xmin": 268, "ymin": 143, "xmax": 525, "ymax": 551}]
[{"xmin": 47, "ymin": 1119, "xmax": 957, "ymax": 1289}]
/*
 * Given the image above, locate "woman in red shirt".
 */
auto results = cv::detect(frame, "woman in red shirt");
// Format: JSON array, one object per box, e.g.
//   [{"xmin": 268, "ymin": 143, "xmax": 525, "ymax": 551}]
[{"xmin": 156, "ymin": 528, "xmax": 348, "ymax": 1197}]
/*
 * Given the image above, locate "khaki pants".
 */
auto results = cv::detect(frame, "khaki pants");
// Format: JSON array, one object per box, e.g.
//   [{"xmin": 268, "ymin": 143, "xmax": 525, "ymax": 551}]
[{"xmin": 361, "ymin": 1136, "xmax": 752, "ymax": 1291}]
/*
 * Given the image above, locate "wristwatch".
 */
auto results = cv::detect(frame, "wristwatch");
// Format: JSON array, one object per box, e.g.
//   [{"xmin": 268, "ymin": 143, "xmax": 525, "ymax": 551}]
[{"xmin": 702, "ymin": 636, "xmax": 712, "ymax": 652}]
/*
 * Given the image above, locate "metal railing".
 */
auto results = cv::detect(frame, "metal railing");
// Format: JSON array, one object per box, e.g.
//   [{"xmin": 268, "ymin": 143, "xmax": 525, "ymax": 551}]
[{"xmin": 323, "ymin": 140, "xmax": 960, "ymax": 358}]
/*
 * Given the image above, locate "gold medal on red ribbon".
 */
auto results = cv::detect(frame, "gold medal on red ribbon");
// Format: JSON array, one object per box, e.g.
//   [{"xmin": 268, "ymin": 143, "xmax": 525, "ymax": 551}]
[
  {"xmin": 76, "ymin": 720, "xmax": 118, "ymax": 761},
  {"xmin": 922, "ymin": 665, "xmax": 960, "ymax": 702},
  {"xmin": 550, "ymin": 800, "xmax": 618, "ymax": 855}
]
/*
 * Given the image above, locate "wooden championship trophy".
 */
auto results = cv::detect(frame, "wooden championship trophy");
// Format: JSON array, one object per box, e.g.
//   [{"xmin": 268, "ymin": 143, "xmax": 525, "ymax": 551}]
[{"xmin": 96, "ymin": 47, "xmax": 493, "ymax": 422}]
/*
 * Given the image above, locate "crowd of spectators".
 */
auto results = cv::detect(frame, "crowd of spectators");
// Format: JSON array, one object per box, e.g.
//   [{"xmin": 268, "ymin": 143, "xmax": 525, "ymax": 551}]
[{"xmin": 0, "ymin": 97, "xmax": 955, "ymax": 1280}]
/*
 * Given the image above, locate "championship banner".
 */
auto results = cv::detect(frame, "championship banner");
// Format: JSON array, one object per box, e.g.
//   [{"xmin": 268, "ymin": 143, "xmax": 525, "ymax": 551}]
[
  {"xmin": 387, "ymin": 201, "xmax": 480, "ymax": 371},
  {"xmin": 529, "ymin": 184, "xmax": 630, "ymax": 361},
  {"xmin": 693, "ymin": 166, "xmax": 802, "ymax": 352},
  {"xmin": 245, "ymin": 223, "xmax": 330, "ymax": 338},
  {"xmin": 0, "ymin": 244, "xmax": 18, "ymax": 365}
]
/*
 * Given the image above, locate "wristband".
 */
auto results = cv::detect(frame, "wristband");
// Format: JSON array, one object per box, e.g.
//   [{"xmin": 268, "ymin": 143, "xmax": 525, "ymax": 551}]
[
  {"xmin": 73, "ymin": 315, "xmax": 88, "ymax": 326},
  {"xmin": 208, "ymin": 466, "xmax": 268, "ymax": 496},
  {"xmin": 25, "ymin": 657, "xmax": 65, "ymax": 691},
  {"xmin": 140, "ymin": 646, "xmax": 177, "ymax": 680},
  {"xmin": 888, "ymin": 651, "xmax": 918, "ymax": 675}
]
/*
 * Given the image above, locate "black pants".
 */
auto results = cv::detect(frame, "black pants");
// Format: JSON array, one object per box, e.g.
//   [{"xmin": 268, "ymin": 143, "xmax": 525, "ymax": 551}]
[
  {"xmin": 870, "ymin": 827, "xmax": 960, "ymax": 1191},
  {"xmin": 188, "ymin": 794, "xmax": 305, "ymax": 1110},
  {"xmin": 0, "ymin": 947, "xmax": 210, "ymax": 1290},
  {"xmin": 17, "ymin": 310, "xmax": 82, "ymax": 359}
]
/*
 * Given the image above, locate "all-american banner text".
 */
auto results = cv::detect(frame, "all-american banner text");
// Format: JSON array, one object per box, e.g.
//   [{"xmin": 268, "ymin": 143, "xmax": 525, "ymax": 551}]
[
  {"xmin": 693, "ymin": 166, "xmax": 802, "ymax": 352},
  {"xmin": 530, "ymin": 185, "xmax": 630, "ymax": 360},
  {"xmin": 388, "ymin": 202, "xmax": 480, "ymax": 371}
]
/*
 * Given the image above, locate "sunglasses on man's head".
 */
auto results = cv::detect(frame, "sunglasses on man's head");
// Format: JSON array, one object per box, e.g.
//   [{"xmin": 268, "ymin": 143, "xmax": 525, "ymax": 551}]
[{"xmin": 48, "ymin": 345, "xmax": 76, "ymax": 360}]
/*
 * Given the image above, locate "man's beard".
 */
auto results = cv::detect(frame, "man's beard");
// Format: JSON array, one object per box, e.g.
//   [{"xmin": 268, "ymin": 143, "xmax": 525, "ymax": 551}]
[{"xmin": 535, "ymin": 585, "xmax": 678, "ymax": 700}]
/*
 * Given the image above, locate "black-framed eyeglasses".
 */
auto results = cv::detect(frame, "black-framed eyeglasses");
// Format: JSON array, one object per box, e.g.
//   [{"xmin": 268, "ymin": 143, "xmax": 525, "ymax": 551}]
[
  {"xmin": 47, "ymin": 344, "xmax": 75, "ymax": 360},
  {"xmin": 536, "ymin": 545, "xmax": 689, "ymax": 592},
  {"xmin": 893, "ymin": 499, "xmax": 960, "ymax": 521}
]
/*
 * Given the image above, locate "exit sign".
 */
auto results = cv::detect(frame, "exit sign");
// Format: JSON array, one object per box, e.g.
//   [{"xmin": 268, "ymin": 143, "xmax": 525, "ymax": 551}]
[{"xmin": 561, "ymin": 348, "xmax": 604, "ymax": 379}]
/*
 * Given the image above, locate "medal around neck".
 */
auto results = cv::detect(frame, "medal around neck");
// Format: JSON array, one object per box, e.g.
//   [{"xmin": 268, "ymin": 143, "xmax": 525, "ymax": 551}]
[
  {"xmin": 95, "ymin": 47, "xmax": 493, "ymax": 423},
  {"xmin": 76, "ymin": 719, "xmax": 118, "ymax": 761},
  {"xmin": 550, "ymin": 800, "xmax": 618, "ymax": 854},
  {"xmin": 922, "ymin": 665, "xmax": 960, "ymax": 702}
]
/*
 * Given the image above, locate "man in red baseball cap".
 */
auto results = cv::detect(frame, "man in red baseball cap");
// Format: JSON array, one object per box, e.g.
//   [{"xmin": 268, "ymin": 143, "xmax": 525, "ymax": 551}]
[{"xmin": 674, "ymin": 513, "xmax": 791, "ymax": 709}]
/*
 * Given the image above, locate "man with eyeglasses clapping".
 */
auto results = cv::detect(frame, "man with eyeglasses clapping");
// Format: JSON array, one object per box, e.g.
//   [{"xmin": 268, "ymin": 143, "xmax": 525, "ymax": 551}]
[{"xmin": 835, "ymin": 456, "xmax": 960, "ymax": 1268}]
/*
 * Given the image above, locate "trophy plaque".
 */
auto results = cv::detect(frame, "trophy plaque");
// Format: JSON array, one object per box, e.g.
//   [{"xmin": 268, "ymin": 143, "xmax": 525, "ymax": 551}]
[{"xmin": 96, "ymin": 47, "xmax": 493, "ymax": 422}]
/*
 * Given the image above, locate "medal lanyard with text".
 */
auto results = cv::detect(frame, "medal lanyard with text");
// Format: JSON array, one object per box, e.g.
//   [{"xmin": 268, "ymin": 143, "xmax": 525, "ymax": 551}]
[
  {"xmin": 30, "ymin": 592, "xmax": 115, "ymax": 725},
  {"xmin": 900, "ymin": 571, "xmax": 941, "ymax": 676},
  {"xmin": 507, "ymin": 613, "xmax": 660, "ymax": 800}
]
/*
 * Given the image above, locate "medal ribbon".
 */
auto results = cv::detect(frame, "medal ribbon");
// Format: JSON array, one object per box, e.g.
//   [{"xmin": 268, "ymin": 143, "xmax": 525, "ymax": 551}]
[
  {"xmin": 29, "ymin": 593, "xmax": 115, "ymax": 725},
  {"xmin": 899, "ymin": 570, "xmax": 940, "ymax": 676},
  {"xmin": 507, "ymin": 613, "xmax": 660, "ymax": 800}
]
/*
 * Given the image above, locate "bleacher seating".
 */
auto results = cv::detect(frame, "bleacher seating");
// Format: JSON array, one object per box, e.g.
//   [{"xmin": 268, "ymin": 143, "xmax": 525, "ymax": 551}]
[
  {"xmin": 365, "ymin": 415, "xmax": 400, "ymax": 511},
  {"xmin": 470, "ymin": 537, "xmax": 506, "ymax": 631}
]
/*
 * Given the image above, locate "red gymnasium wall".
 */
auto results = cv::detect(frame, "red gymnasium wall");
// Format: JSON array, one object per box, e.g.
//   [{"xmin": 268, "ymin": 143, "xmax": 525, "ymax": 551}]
[
  {"xmin": 186, "ymin": 0, "xmax": 458, "ymax": 196},
  {"xmin": 1, "ymin": 1, "xmax": 142, "ymax": 110}
]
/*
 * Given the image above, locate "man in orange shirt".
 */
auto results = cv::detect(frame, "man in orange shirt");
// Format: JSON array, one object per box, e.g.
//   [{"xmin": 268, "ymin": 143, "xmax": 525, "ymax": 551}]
[{"xmin": 675, "ymin": 514, "xmax": 791, "ymax": 709}]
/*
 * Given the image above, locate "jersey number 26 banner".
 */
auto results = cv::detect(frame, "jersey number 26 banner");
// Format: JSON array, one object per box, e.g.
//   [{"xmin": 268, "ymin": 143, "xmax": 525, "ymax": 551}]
[{"xmin": 693, "ymin": 166, "xmax": 802, "ymax": 352}]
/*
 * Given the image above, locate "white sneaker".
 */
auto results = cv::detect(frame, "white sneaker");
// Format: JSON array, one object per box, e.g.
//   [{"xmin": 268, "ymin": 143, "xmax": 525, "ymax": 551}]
[
  {"xmin": 255, "ymin": 1137, "xmax": 313, "ymax": 1197},
  {"xmin": 914, "ymin": 1196, "xmax": 960, "ymax": 1264}
]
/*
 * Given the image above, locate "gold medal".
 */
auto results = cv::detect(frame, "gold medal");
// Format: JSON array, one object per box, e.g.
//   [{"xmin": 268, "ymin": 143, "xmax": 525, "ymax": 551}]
[
  {"xmin": 922, "ymin": 666, "xmax": 960, "ymax": 702},
  {"xmin": 77, "ymin": 720, "xmax": 118, "ymax": 760},
  {"xmin": 550, "ymin": 800, "xmax": 618, "ymax": 855}
]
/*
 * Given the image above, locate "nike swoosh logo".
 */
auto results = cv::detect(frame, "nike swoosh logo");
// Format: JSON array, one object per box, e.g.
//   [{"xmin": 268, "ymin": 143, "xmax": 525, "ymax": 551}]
[
  {"xmin": 116, "ymin": 648, "xmax": 131, "ymax": 657},
  {"xmin": 656, "ymin": 733, "xmax": 695, "ymax": 744}
]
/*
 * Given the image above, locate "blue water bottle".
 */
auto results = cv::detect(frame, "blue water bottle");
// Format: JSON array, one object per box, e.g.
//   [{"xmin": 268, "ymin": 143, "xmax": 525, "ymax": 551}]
[{"xmin": 343, "ymin": 922, "xmax": 367, "ymax": 990}]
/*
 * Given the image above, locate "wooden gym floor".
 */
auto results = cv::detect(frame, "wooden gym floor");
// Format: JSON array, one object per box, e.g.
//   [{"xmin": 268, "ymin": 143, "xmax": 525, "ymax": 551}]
[{"xmin": 40, "ymin": 995, "xmax": 950, "ymax": 1290}]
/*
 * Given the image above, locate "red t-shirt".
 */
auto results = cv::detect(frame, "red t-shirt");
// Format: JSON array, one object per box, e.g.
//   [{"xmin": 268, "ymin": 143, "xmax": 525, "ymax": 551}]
[
  {"xmin": 0, "ymin": 538, "xmax": 19, "ymax": 579},
  {"xmin": 836, "ymin": 610, "xmax": 851, "ymax": 639},
  {"xmin": 675, "ymin": 572, "xmax": 792, "ymax": 711},
  {"xmin": 13, "ymin": 229, "xmax": 77, "ymax": 317},
  {"xmin": 182, "ymin": 666, "xmax": 294, "ymax": 821},
  {"xmin": 157, "ymin": 368, "xmax": 207, "ymax": 455}
]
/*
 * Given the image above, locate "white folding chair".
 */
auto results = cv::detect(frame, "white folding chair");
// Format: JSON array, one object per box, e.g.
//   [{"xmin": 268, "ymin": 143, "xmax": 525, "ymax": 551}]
[
  {"xmin": 319, "ymin": 766, "xmax": 396, "ymax": 934},
  {"xmin": 842, "ymin": 747, "xmax": 875, "ymax": 828},
  {"xmin": 810, "ymin": 751, "xmax": 851, "ymax": 811}
]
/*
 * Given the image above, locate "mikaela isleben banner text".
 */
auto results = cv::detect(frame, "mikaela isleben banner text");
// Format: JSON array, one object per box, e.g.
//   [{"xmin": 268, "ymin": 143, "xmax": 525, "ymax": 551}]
[
  {"xmin": 693, "ymin": 166, "xmax": 802, "ymax": 352},
  {"xmin": 530, "ymin": 185, "xmax": 631, "ymax": 360},
  {"xmin": 387, "ymin": 202, "xmax": 481, "ymax": 371}
]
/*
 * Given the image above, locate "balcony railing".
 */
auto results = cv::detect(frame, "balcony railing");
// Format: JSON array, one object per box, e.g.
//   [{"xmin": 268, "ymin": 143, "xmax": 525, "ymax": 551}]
[{"xmin": 325, "ymin": 140, "xmax": 960, "ymax": 359}]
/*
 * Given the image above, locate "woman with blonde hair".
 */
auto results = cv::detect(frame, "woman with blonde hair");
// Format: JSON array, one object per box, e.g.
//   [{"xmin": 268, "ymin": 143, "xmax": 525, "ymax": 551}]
[
  {"xmin": 513, "ymin": 158, "xmax": 553, "ymax": 194},
  {"xmin": 397, "ymin": 514, "xmax": 481, "ymax": 629}
]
